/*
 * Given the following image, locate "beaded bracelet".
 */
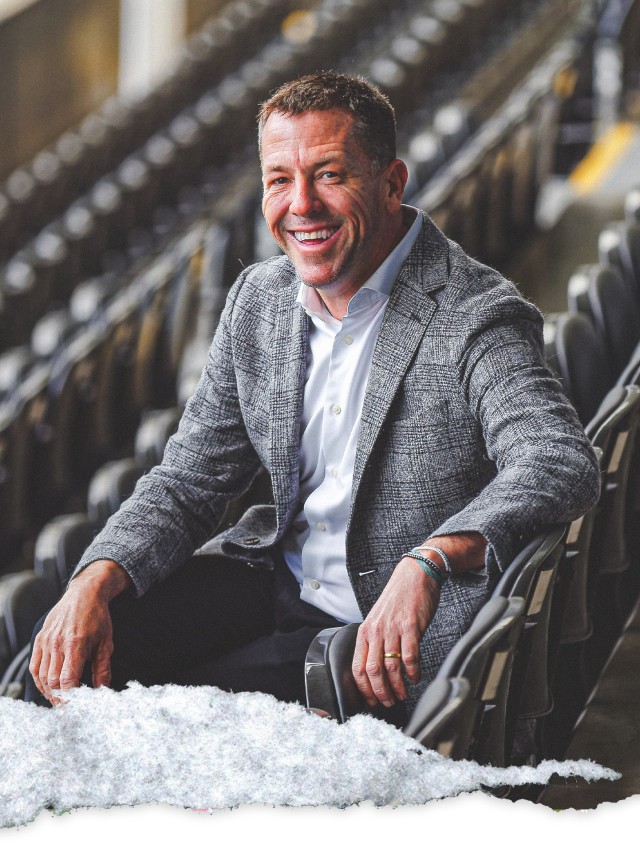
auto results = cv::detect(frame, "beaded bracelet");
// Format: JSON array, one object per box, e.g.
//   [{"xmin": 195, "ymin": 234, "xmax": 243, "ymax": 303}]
[
  {"xmin": 413, "ymin": 544, "xmax": 452, "ymax": 576},
  {"xmin": 403, "ymin": 550, "xmax": 447, "ymax": 588}
]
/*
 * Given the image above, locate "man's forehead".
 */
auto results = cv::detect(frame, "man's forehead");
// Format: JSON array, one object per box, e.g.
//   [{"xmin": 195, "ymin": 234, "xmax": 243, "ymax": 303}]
[{"xmin": 260, "ymin": 109, "xmax": 365, "ymax": 169}]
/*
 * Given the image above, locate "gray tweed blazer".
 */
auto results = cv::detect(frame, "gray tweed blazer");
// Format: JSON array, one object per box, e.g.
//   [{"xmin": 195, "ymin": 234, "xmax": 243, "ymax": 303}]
[{"xmin": 77, "ymin": 211, "xmax": 600, "ymax": 698}]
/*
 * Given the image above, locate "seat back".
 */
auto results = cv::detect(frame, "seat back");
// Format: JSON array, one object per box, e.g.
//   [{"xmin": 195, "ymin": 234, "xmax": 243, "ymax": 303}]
[
  {"xmin": 544, "ymin": 311, "xmax": 613, "ymax": 426},
  {"xmin": 134, "ymin": 407, "xmax": 182, "ymax": 468},
  {"xmin": 584, "ymin": 384, "xmax": 640, "ymax": 684},
  {"xmin": 34, "ymin": 513, "xmax": 97, "ymax": 595},
  {"xmin": 87, "ymin": 459, "xmax": 144, "ymax": 527},
  {"xmin": 0, "ymin": 571, "xmax": 58, "ymax": 676},
  {"xmin": 598, "ymin": 221, "xmax": 640, "ymax": 300},
  {"xmin": 569, "ymin": 263, "xmax": 640, "ymax": 378},
  {"xmin": 408, "ymin": 595, "xmax": 525, "ymax": 764},
  {"xmin": 0, "ymin": 643, "xmax": 30, "ymax": 698},
  {"xmin": 400, "ymin": 676, "xmax": 471, "ymax": 757},
  {"xmin": 493, "ymin": 524, "xmax": 567, "ymax": 753}
]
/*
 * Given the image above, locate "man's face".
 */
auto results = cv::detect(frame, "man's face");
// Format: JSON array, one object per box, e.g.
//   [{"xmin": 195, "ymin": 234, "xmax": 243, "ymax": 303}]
[{"xmin": 260, "ymin": 109, "xmax": 407, "ymax": 297}]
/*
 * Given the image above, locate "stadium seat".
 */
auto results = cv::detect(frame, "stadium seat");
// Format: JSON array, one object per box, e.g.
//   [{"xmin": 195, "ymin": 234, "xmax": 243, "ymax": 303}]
[
  {"xmin": 492, "ymin": 525, "xmax": 567, "ymax": 763},
  {"xmin": 0, "ymin": 571, "xmax": 58, "ymax": 678},
  {"xmin": 33, "ymin": 513, "xmax": 97, "ymax": 596},
  {"xmin": 305, "ymin": 592, "xmax": 527, "ymax": 766},
  {"xmin": 568, "ymin": 263, "xmax": 640, "ymax": 377},
  {"xmin": 598, "ymin": 221, "xmax": 640, "ymax": 299},
  {"xmin": 543, "ymin": 311, "xmax": 614, "ymax": 426},
  {"xmin": 583, "ymin": 385, "xmax": 640, "ymax": 684},
  {"xmin": 134, "ymin": 407, "xmax": 182, "ymax": 468},
  {"xmin": 87, "ymin": 459, "xmax": 144, "ymax": 528},
  {"xmin": 625, "ymin": 186, "xmax": 640, "ymax": 224},
  {"xmin": 0, "ymin": 643, "xmax": 30, "ymax": 698},
  {"xmin": 405, "ymin": 596, "xmax": 525, "ymax": 764}
]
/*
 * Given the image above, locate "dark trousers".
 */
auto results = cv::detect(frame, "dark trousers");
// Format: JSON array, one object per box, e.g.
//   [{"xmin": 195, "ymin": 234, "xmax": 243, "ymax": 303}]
[{"xmin": 24, "ymin": 554, "xmax": 344, "ymax": 707}]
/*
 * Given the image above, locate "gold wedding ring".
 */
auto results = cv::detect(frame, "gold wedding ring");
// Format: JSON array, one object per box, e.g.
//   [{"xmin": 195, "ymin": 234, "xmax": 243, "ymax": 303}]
[{"xmin": 383, "ymin": 652, "xmax": 402, "ymax": 659}]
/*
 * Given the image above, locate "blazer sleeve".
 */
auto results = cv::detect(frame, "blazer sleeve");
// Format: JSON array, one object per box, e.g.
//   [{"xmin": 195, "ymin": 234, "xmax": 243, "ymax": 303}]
[
  {"xmin": 428, "ymin": 289, "xmax": 601, "ymax": 572},
  {"xmin": 72, "ymin": 272, "xmax": 263, "ymax": 596}
]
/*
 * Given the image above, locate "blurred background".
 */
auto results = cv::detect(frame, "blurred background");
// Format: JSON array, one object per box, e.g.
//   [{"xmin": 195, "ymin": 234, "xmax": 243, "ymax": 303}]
[{"xmin": 0, "ymin": 0, "xmax": 639, "ymax": 808}]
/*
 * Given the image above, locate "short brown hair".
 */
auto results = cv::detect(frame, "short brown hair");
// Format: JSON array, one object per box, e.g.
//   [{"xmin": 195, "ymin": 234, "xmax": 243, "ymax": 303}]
[{"xmin": 257, "ymin": 71, "xmax": 397, "ymax": 171}]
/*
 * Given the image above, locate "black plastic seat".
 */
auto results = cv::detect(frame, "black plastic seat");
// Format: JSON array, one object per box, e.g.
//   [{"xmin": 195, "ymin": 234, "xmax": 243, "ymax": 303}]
[
  {"xmin": 598, "ymin": 221, "xmax": 640, "ymax": 301},
  {"xmin": 33, "ymin": 513, "xmax": 97, "ymax": 596},
  {"xmin": 543, "ymin": 311, "xmax": 614, "ymax": 427},
  {"xmin": 38, "ymin": 325, "xmax": 109, "ymax": 503},
  {"xmin": 304, "ymin": 622, "xmax": 407, "ymax": 728},
  {"xmin": 583, "ymin": 385, "xmax": 640, "ymax": 684},
  {"xmin": 87, "ymin": 459, "xmax": 144, "ymax": 528},
  {"xmin": 568, "ymin": 263, "xmax": 640, "ymax": 378},
  {"xmin": 0, "ymin": 347, "xmax": 36, "ymax": 402},
  {"xmin": 405, "ymin": 596, "xmax": 525, "ymax": 764},
  {"xmin": 0, "ymin": 402, "xmax": 30, "ymax": 564},
  {"xmin": 543, "ymin": 496, "xmax": 602, "ymax": 758},
  {"xmin": 0, "ymin": 571, "xmax": 58, "ymax": 677},
  {"xmin": 135, "ymin": 407, "xmax": 182, "ymax": 468},
  {"xmin": 91, "ymin": 291, "xmax": 141, "ymax": 456},
  {"xmin": 0, "ymin": 644, "xmax": 30, "ymax": 698},
  {"xmin": 492, "ymin": 525, "xmax": 567, "ymax": 763},
  {"xmin": 31, "ymin": 309, "xmax": 75, "ymax": 362},
  {"xmin": 0, "ymin": 363, "xmax": 52, "ymax": 544},
  {"xmin": 305, "ymin": 593, "xmax": 526, "ymax": 765},
  {"xmin": 625, "ymin": 187, "xmax": 640, "ymax": 225}
]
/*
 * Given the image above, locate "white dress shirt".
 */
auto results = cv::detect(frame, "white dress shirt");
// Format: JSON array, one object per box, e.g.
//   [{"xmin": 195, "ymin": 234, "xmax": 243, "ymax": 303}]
[{"xmin": 281, "ymin": 208, "xmax": 423, "ymax": 622}]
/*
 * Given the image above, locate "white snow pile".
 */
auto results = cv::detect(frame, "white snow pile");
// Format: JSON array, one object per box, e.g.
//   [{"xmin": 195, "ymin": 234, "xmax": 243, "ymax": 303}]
[{"xmin": 0, "ymin": 682, "xmax": 619, "ymax": 828}]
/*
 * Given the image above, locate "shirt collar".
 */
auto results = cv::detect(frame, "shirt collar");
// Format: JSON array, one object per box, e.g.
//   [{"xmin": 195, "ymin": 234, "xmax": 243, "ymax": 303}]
[{"xmin": 296, "ymin": 205, "xmax": 422, "ymax": 323}]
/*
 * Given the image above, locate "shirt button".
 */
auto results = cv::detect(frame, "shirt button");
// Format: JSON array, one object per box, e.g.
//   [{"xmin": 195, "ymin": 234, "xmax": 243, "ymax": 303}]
[
  {"xmin": 330, "ymin": 468, "xmax": 338, "ymax": 478},
  {"xmin": 315, "ymin": 521, "xmax": 326, "ymax": 531},
  {"xmin": 310, "ymin": 580, "xmax": 320, "ymax": 590},
  {"xmin": 343, "ymin": 335, "xmax": 354, "ymax": 345},
  {"xmin": 332, "ymin": 404, "xmax": 341, "ymax": 415}
]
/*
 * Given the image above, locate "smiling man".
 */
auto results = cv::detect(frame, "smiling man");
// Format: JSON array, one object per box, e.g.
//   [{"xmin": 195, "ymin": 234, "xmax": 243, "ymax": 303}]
[{"xmin": 26, "ymin": 72, "xmax": 599, "ymax": 719}]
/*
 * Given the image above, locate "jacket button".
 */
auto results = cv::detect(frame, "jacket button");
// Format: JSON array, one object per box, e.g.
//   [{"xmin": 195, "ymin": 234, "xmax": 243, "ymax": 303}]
[{"xmin": 244, "ymin": 536, "xmax": 261, "ymax": 545}]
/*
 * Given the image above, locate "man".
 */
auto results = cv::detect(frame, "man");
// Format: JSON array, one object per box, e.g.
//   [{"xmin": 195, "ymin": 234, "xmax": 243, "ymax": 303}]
[{"xmin": 26, "ymin": 72, "xmax": 600, "ymax": 717}]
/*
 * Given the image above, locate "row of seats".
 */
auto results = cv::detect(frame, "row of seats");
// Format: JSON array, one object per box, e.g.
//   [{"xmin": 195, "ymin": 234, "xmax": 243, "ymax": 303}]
[
  {"xmin": 411, "ymin": 33, "xmax": 592, "ymax": 266},
  {"xmin": 0, "ymin": 0, "xmax": 295, "ymax": 267},
  {"xmin": 0, "ymin": 225, "xmax": 210, "ymax": 565},
  {"xmin": 0, "ymin": 0, "xmax": 584, "ymax": 353}
]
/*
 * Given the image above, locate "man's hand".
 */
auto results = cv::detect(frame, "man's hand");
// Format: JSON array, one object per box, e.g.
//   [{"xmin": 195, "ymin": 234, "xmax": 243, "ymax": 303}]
[
  {"xmin": 352, "ymin": 532, "xmax": 487, "ymax": 707},
  {"xmin": 29, "ymin": 560, "xmax": 132, "ymax": 706},
  {"xmin": 352, "ymin": 556, "xmax": 440, "ymax": 708}
]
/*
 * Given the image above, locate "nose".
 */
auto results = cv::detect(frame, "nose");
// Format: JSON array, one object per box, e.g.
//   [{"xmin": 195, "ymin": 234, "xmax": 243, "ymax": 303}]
[{"xmin": 289, "ymin": 177, "xmax": 322, "ymax": 217}]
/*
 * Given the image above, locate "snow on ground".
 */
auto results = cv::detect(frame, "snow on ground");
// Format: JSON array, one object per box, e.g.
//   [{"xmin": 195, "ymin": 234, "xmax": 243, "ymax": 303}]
[{"xmin": 0, "ymin": 682, "xmax": 619, "ymax": 828}]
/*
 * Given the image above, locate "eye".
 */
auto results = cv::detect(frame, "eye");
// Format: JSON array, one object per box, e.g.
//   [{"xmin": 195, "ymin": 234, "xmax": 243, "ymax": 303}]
[{"xmin": 319, "ymin": 171, "xmax": 339, "ymax": 180}]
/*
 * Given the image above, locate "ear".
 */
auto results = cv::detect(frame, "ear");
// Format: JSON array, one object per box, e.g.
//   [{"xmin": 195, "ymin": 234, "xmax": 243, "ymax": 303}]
[{"xmin": 384, "ymin": 159, "xmax": 409, "ymax": 212}]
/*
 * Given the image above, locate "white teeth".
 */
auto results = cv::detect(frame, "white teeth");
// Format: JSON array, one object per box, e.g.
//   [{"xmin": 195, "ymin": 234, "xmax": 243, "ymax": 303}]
[{"xmin": 294, "ymin": 228, "xmax": 336, "ymax": 242}]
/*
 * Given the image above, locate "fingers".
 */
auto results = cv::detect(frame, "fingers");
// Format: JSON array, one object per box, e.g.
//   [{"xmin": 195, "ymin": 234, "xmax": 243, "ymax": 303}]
[
  {"xmin": 352, "ymin": 629, "xmax": 407, "ymax": 708},
  {"xmin": 27, "ymin": 589, "xmax": 115, "ymax": 705},
  {"xmin": 91, "ymin": 637, "xmax": 113, "ymax": 689},
  {"xmin": 30, "ymin": 636, "xmax": 84, "ymax": 706},
  {"xmin": 400, "ymin": 633, "xmax": 421, "ymax": 686},
  {"xmin": 383, "ymin": 648, "xmax": 407, "ymax": 702}
]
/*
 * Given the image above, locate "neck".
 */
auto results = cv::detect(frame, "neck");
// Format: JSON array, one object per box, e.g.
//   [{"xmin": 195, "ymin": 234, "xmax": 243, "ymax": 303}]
[{"xmin": 318, "ymin": 213, "xmax": 411, "ymax": 319}]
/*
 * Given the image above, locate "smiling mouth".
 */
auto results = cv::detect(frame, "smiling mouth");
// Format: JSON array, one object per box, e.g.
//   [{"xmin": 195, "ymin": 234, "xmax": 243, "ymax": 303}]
[{"xmin": 291, "ymin": 226, "xmax": 340, "ymax": 243}]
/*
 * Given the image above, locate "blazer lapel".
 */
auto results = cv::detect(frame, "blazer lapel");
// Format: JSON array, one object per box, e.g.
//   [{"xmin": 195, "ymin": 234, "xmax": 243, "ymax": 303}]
[
  {"xmin": 268, "ymin": 278, "xmax": 309, "ymax": 536},
  {"xmin": 351, "ymin": 213, "xmax": 450, "ymax": 502}
]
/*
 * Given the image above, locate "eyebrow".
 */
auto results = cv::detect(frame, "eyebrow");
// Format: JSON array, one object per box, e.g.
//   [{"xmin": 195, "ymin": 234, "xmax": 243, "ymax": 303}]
[{"xmin": 263, "ymin": 157, "xmax": 342, "ymax": 175}]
